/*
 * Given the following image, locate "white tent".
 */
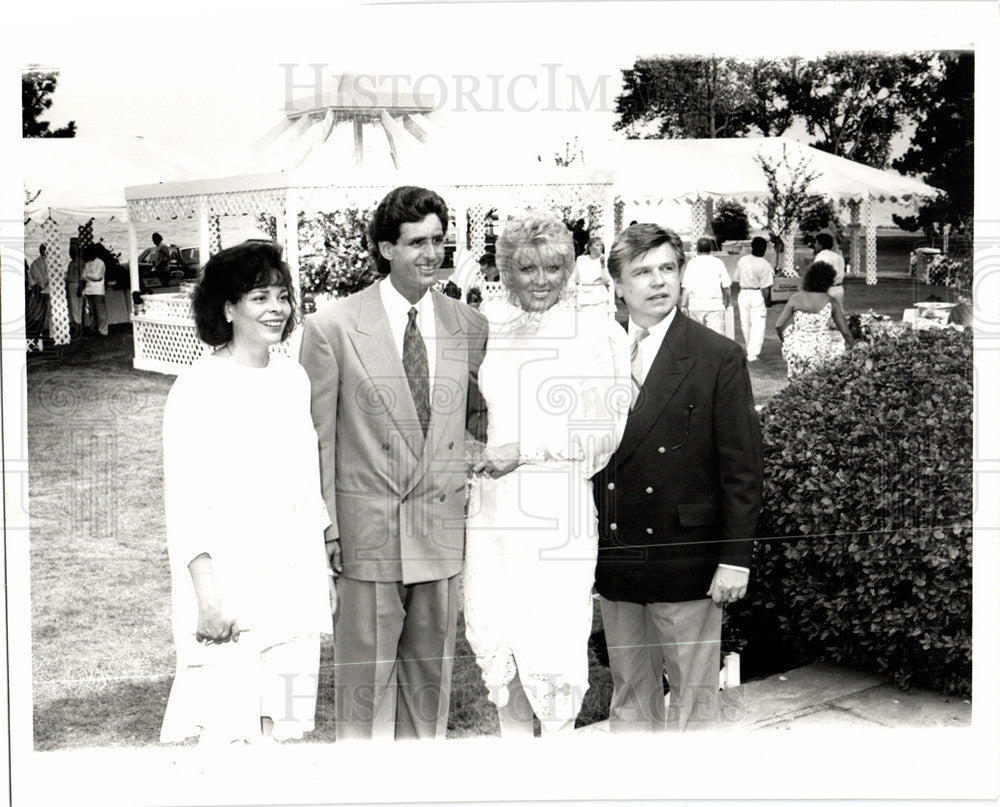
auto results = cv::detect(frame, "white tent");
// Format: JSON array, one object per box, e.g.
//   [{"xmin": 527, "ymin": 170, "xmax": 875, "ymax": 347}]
[
  {"xmin": 22, "ymin": 137, "xmax": 210, "ymax": 346},
  {"xmin": 590, "ymin": 137, "xmax": 942, "ymax": 282}
]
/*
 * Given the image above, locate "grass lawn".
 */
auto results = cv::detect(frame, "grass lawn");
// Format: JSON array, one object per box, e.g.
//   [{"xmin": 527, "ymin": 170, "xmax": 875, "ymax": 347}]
[{"xmin": 26, "ymin": 276, "xmax": 954, "ymax": 749}]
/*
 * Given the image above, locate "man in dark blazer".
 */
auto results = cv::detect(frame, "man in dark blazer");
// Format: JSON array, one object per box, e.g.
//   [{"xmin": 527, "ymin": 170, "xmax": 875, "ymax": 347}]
[
  {"xmin": 594, "ymin": 223, "xmax": 763, "ymax": 733},
  {"xmin": 300, "ymin": 186, "xmax": 488, "ymax": 740}
]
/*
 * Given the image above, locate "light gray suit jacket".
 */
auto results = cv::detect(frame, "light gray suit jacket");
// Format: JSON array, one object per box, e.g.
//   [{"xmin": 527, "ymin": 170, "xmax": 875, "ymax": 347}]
[{"xmin": 300, "ymin": 283, "xmax": 488, "ymax": 585}]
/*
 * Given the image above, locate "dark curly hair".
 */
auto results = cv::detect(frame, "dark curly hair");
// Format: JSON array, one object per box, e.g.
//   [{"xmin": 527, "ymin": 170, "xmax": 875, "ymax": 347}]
[
  {"xmin": 802, "ymin": 260, "xmax": 837, "ymax": 293},
  {"xmin": 193, "ymin": 240, "xmax": 297, "ymax": 346},
  {"xmin": 367, "ymin": 186, "xmax": 449, "ymax": 276}
]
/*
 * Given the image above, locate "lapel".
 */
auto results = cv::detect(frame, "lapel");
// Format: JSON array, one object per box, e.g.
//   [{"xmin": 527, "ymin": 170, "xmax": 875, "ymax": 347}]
[
  {"xmin": 346, "ymin": 283, "xmax": 423, "ymax": 461},
  {"xmin": 614, "ymin": 311, "xmax": 696, "ymax": 467},
  {"xmin": 403, "ymin": 290, "xmax": 466, "ymax": 495}
]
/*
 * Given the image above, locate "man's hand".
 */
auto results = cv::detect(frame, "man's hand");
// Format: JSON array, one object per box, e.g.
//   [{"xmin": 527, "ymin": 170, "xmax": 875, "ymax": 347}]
[
  {"xmin": 326, "ymin": 538, "xmax": 343, "ymax": 578},
  {"xmin": 472, "ymin": 442, "xmax": 522, "ymax": 479},
  {"xmin": 707, "ymin": 565, "xmax": 749, "ymax": 605}
]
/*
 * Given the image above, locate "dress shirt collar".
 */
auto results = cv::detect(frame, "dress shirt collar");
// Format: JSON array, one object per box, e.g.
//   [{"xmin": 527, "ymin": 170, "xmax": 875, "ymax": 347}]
[{"xmin": 629, "ymin": 308, "xmax": 676, "ymax": 385}]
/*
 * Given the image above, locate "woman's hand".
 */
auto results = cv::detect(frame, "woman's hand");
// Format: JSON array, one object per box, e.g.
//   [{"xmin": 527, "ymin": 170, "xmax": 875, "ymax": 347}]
[
  {"xmin": 195, "ymin": 598, "xmax": 240, "ymax": 645},
  {"xmin": 472, "ymin": 442, "xmax": 522, "ymax": 479}
]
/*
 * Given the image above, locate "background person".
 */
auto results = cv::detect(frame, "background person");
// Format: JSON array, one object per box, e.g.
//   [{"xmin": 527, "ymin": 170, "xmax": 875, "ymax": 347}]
[
  {"xmin": 594, "ymin": 223, "xmax": 763, "ymax": 733},
  {"xmin": 465, "ymin": 214, "xmax": 630, "ymax": 737},
  {"xmin": 775, "ymin": 259, "xmax": 855, "ymax": 379},
  {"xmin": 813, "ymin": 231, "xmax": 846, "ymax": 308},
  {"xmin": 160, "ymin": 241, "xmax": 333, "ymax": 747},
  {"xmin": 66, "ymin": 245, "xmax": 84, "ymax": 337},
  {"xmin": 680, "ymin": 236, "xmax": 732, "ymax": 335},
  {"xmin": 81, "ymin": 244, "xmax": 109, "ymax": 336},
  {"xmin": 734, "ymin": 236, "xmax": 774, "ymax": 361},
  {"xmin": 28, "ymin": 244, "xmax": 51, "ymax": 336},
  {"xmin": 151, "ymin": 232, "xmax": 172, "ymax": 288},
  {"xmin": 572, "ymin": 236, "xmax": 614, "ymax": 316}
]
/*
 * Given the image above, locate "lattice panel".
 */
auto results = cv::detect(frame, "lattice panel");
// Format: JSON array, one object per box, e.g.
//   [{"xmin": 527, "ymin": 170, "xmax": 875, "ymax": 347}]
[
  {"xmin": 209, "ymin": 216, "xmax": 222, "ymax": 255},
  {"xmin": 468, "ymin": 203, "xmax": 486, "ymax": 259},
  {"xmin": 848, "ymin": 200, "xmax": 861, "ymax": 276},
  {"xmin": 864, "ymin": 196, "xmax": 877, "ymax": 285},
  {"xmin": 780, "ymin": 229, "xmax": 798, "ymax": 277},
  {"xmin": 133, "ymin": 319, "xmax": 210, "ymax": 371},
  {"xmin": 614, "ymin": 199, "xmax": 625, "ymax": 235},
  {"xmin": 43, "ymin": 218, "xmax": 71, "ymax": 345},
  {"xmin": 689, "ymin": 199, "xmax": 708, "ymax": 240},
  {"xmin": 207, "ymin": 189, "xmax": 285, "ymax": 218}
]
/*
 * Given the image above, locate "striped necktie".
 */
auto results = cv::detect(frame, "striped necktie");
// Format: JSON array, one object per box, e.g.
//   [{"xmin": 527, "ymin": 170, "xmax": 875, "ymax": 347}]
[
  {"xmin": 630, "ymin": 326, "xmax": 650, "ymax": 407},
  {"xmin": 403, "ymin": 307, "xmax": 431, "ymax": 437}
]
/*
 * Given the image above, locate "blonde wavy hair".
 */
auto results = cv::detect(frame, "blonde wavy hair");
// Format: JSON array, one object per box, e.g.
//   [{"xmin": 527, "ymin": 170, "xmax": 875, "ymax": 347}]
[{"xmin": 495, "ymin": 213, "xmax": 575, "ymax": 286}]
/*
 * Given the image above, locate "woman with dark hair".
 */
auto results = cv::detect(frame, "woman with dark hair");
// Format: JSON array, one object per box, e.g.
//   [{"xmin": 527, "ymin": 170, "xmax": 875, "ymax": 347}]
[
  {"xmin": 775, "ymin": 259, "xmax": 855, "ymax": 379},
  {"xmin": 160, "ymin": 240, "xmax": 333, "ymax": 747},
  {"xmin": 464, "ymin": 213, "xmax": 630, "ymax": 737}
]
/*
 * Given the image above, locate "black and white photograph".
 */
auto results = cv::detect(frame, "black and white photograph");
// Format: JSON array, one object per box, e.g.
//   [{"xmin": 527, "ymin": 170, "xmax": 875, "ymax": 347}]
[{"xmin": 2, "ymin": 1, "xmax": 999, "ymax": 805}]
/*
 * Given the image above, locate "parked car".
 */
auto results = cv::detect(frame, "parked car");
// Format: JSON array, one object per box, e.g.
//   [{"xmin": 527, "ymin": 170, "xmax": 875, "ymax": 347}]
[{"xmin": 138, "ymin": 245, "xmax": 200, "ymax": 286}]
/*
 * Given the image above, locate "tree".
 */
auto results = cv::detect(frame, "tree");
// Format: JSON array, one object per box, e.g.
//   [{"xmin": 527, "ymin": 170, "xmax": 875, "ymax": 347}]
[
  {"xmin": 614, "ymin": 56, "xmax": 794, "ymax": 139},
  {"xmin": 711, "ymin": 200, "xmax": 750, "ymax": 243},
  {"xmin": 891, "ymin": 51, "xmax": 973, "ymax": 234},
  {"xmin": 23, "ymin": 67, "xmax": 76, "ymax": 138},
  {"xmin": 756, "ymin": 144, "xmax": 820, "ymax": 275},
  {"xmin": 783, "ymin": 53, "xmax": 941, "ymax": 168}
]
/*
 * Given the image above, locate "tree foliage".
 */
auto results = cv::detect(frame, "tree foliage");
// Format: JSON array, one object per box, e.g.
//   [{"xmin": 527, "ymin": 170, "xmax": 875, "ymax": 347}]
[
  {"xmin": 614, "ymin": 52, "xmax": 942, "ymax": 168},
  {"xmin": 891, "ymin": 51, "xmax": 973, "ymax": 233},
  {"xmin": 756, "ymin": 144, "xmax": 820, "ymax": 238},
  {"xmin": 614, "ymin": 56, "xmax": 794, "ymax": 139},
  {"xmin": 23, "ymin": 67, "xmax": 76, "ymax": 138},
  {"xmin": 710, "ymin": 200, "xmax": 750, "ymax": 243},
  {"xmin": 784, "ymin": 52, "xmax": 941, "ymax": 168}
]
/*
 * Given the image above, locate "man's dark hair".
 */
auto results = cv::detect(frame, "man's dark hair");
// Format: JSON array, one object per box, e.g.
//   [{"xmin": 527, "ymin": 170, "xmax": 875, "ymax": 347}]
[
  {"xmin": 815, "ymin": 232, "xmax": 835, "ymax": 251},
  {"xmin": 696, "ymin": 237, "xmax": 715, "ymax": 254},
  {"xmin": 607, "ymin": 223, "xmax": 685, "ymax": 280},
  {"xmin": 367, "ymin": 186, "xmax": 449, "ymax": 276},
  {"xmin": 750, "ymin": 237, "xmax": 768, "ymax": 257},
  {"xmin": 152, "ymin": 233, "xmax": 163, "ymax": 245},
  {"xmin": 193, "ymin": 240, "xmax": 297, "ymax": 346}
]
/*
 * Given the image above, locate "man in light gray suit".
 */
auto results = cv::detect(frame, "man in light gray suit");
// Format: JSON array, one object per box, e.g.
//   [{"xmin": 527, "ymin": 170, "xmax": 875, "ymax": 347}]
[{"xmin": 300, "ymin": 186, "xmax": 488, "ymax": 740}]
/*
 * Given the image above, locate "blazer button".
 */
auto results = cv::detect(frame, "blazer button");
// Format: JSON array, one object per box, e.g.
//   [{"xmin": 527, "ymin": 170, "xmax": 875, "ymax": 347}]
[
  {"xmin": 448, "ymin": 441, "xmax": 454, "ymax": 450},
  {"xmin": 401, "ymin": 494, "xmax": 408, "ymax": 503},
  {"xmin": 607, "ymin": 482, "xmax": 615, "ymax": 490},
  {"xmin": 645, "ymin": 487, "xmax": 653, "ymax": 494},
  {"xmin": 658, "ymin": 446, "xmax": 666, "ymax": 453},
  {"xmin": 609, "ymin": 523, "xmax": 617, "ymax": 531},
  {"xmin": 382, "ymin": 443, "xmax": 390, "ymax": 451},
  {"xmin": 646, "ymin": 527, "xmax": 654, "ymax": 534},
  {"xmin": 439, "ymin": 493, "xmax": 446, "ymax": 502}
]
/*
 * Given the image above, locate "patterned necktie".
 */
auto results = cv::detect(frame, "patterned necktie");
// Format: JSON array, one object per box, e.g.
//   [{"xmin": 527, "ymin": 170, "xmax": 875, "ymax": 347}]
[
  {"xmin": 403, "ymin": 307, "xmax": 431, "ymax": 437},
  {"xmin": 630, "ymin": 326, "xmax": 650, "ymax": 407}
]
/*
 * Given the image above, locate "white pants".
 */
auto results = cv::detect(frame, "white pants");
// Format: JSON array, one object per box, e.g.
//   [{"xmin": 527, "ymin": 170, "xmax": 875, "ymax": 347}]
[
  {"xmin": 688, "ymin": 309, "xmax": 726, "ymax": 336},
  {"xmin": 738, "ymin": 289, "xmax": 766, "ymax": 360}
]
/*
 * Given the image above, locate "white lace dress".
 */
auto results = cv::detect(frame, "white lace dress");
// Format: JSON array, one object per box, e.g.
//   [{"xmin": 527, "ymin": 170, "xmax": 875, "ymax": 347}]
[
  {"xmin": 464, "ymin": 299, "xmax": 631, "ymax": 724},
  {"xmin": 159, "ymin": 353, "xmax": 333, "ymax": 745}
]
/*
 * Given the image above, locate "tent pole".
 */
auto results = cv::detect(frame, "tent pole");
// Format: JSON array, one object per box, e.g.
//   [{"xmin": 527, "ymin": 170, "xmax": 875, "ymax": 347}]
[{"xmin": 127, "ymin": 219, "xmax": 139, "ymax": 298}]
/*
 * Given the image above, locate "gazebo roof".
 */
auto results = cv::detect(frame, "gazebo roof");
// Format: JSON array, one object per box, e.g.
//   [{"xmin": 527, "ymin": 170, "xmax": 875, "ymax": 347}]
[{"xmin": 594, "ymin": 136, "xmax": 942, "ymax": 205}]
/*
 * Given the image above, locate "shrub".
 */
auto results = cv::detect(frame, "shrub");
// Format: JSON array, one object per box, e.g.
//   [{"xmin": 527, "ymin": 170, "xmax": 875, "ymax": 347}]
[
  {"xmin": 727, "ymin": 328, "xmax": 972, "ymax": 695},
  {"xmin": 928, "ymin": 254, "xmax": 972, "ymax": 291},
  {"xmin": 711, "ymin": 200, "xmax": 750, "ymax": 244},
  {"xmin": 297, "ymin": 208, "xmax": 379, "ymax": 299}
]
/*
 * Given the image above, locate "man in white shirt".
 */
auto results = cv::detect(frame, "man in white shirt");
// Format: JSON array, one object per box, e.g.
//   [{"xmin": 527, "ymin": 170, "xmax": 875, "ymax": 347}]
[
  {"xmin": 28, "ymin": 244, "xmax": 51, "ymax": 335},
  {"xmin": 594, "ymin": 223, "xmax": 763, "ymax": 733},
  {"xmin": 300, "ymin": 186, "xmax": 488, "ymax": 741},
  {"xmin": 814, "ymin": 231, "xmax": 846, "ymax": 307},
  {"xmin": 734, "ymin": 237, "xmax": 775, "ymax": 361},
  {"xmin": 680, "ymin": 237, "xmax": 732, "ymax": 335}
]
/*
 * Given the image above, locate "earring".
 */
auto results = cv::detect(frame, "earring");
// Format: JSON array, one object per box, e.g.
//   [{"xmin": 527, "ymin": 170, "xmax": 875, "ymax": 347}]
[{"xmin": 225, "ymin": 309, "xmax": 233, "ymax": 323}]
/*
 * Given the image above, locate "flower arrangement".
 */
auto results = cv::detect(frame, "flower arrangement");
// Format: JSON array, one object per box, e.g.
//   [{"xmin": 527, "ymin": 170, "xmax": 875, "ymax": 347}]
[
  {"xmin": 927, "ymin": 254, "xmax": 972, "ymax": 291},
  {"xmin": 297, "ymin": 208, "xmax": 379, "ymax": 305}
]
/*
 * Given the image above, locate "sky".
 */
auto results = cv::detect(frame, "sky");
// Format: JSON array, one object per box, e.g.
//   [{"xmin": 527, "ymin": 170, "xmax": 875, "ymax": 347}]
[{"xmin": 3, "ymin": 2, "xmax": 1000, "ymax": 805}]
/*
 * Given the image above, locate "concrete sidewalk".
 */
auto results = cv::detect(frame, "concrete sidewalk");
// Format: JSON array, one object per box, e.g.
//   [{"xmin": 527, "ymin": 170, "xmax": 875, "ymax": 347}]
[{"xmin": 580, "ymin": 661, "xmax": 972, "ymax": 733}]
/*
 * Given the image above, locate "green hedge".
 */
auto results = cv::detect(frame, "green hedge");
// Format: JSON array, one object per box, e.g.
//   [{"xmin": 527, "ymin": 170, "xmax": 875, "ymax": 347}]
[{"xmin": 727, "ymin": 327, "xmax": 973, "ymax": 695}]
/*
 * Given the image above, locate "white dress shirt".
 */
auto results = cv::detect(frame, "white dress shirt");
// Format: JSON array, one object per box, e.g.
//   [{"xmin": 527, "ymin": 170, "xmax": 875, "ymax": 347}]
[{"xmin": 379, "ymin": 278, "xmax": 437, "ymax": 383}]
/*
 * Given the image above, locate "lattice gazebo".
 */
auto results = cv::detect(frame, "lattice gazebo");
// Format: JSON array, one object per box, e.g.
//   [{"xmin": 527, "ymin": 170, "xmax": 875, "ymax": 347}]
[{"xmin": 126, "ymin": 171, "xmax": 614, "ymax": 374}]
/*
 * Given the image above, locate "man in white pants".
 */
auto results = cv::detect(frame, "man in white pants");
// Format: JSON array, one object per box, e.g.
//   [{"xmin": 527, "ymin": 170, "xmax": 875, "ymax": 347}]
[
  {"xmin": 814, "ymin": 231, "xmax": 846, "ymax": 307},
  {"xmin": 680, "ymin": 237, "xmax": 732, "ymax": 336},
  {"xmin": 734, "ymin": 236, "xmax": 774, "ymax": 361}
]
